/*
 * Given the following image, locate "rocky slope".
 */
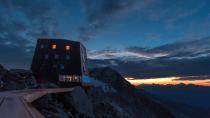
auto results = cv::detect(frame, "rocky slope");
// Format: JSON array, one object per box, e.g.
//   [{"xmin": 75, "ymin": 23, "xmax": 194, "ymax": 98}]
[
  {"xmin": 0, "ymin": 65, "xmax": 36, "ymax": 90},
  {"xmin": 89, "ymin": 67, "xmax": 173, "ymax": 118},
  {"xmin": 0, "ymin": 64, "xmax": 174, "ymax": 118}
]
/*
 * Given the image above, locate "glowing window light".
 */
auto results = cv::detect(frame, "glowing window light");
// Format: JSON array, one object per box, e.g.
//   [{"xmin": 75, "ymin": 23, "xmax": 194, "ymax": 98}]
[
  {"xmin": 66, "ymin": 45, "xmax": 70, "ymax": 50},
  {"xmin": 52, "ymin": 44, "xmax": 56, "ymax": 49}
]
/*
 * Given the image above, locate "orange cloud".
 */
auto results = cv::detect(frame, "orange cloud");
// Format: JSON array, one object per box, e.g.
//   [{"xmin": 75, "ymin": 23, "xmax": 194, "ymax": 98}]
[{"xmin": 125, "ymin": 77, "xmax": 210, "ymax": 86}]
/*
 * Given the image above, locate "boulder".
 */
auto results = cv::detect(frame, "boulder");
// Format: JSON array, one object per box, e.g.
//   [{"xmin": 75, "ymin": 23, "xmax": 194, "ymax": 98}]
[
  {"xmin": 89, "ymin": 67, "xmax": 174, "ymax": 118},
  {"xmin": 62, "ymin": 87, "xmax": 94, "ymax": 118},
  {"xmin": 0, "ymin": 64, "xmax": 7, "ymax": 75},
  {"xmin": 88, "ymin": 87, "xmax": 131, "ymax": 118}
]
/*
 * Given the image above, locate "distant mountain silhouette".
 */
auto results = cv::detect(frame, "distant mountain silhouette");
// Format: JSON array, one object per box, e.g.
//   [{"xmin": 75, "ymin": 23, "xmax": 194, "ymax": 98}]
[
  {"xmin": 138, "ymin": 83, "xmax": 210, "ymax": 109},
  {"xmin": 137, "ymin": 84, "xmax": 210, "ymax": 118}
]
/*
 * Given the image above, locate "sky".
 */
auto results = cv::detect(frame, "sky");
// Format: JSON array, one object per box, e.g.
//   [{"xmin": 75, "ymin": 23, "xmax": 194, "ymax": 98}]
[
  {"xmin": 126, "ymin": 77, "xmax": 210, "ymax": 86},
  {"xmin": 0, "ymin": 0, "xmax": 210, "ymax": 86}
]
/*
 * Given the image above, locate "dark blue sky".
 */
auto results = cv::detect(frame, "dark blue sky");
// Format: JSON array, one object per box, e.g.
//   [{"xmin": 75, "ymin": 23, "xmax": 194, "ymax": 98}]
[
  {"xmin": 2, "ymin": 0, "xmax": 210, "ymax": 49},
  {"xmin": 0, "ymin": 0, "xmax": 210, "ymax": 81}
]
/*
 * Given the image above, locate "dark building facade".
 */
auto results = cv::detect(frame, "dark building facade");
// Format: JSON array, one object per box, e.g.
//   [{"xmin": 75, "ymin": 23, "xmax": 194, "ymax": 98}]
[{"xmin": 31, "ymin": 38, "xmax": 88, "ymax": 86}]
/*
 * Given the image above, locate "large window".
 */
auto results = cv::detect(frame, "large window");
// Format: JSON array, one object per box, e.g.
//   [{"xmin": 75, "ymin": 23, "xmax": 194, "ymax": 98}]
[
  {"xmin": 66, "ymin": 45, "xmax": 70, "ymax": 50},
  {"xmin": 52, "ymin": 44, "xmax": 56, "ymax": 49}
]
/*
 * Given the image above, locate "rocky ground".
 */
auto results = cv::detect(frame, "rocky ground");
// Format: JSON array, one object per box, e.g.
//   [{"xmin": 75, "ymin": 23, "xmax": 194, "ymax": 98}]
[{"xmin": 0, "ymin": 65, "xmax": 174, "ymax": 118}]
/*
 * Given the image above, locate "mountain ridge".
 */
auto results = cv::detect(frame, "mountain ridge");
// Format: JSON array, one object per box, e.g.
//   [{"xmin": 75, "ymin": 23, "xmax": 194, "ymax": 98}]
[{"xmin": 0, "ymin": 64, "xmax": 174, "ymax": 118}]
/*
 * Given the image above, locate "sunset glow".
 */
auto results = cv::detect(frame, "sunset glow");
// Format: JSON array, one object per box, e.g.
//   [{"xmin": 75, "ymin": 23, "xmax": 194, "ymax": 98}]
[{"xmin": 125, "ymin": 77, "xmax": 210, "ymax": 86}]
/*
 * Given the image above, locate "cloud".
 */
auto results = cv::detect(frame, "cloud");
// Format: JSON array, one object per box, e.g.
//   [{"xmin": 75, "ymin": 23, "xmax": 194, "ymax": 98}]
[
  {"xmin": 0, "ymin": 44, "xmax": 32, "ymax": 69},
  {"xmin": 0, "ymin": 0, "xmax": 67, "ymax": 69},
  {"xmin": 149, "ymin": 37, "xmax": 210, "ymax": 59},
  {"xmin": 0, "ymin": 0, "xmax": 210, "ymax": 75},
  {"xmin": 184, "ymin": 14, "xmax": 210, "ymax": 40},
  {"xmin": 173, "ymin": 75, "xmax": 210, "ymax": 81},
  {"xmin": 144, "ymin": 33, "xmax": 161, "ymax": 40},
  {"xmin": 90, "ymin": 56, "xmax": 210, "ymax": 79},
  {"xmin": 88, "ymin": 47, "xmax": 168, "ymax": 61},
  {"xmin": 89, "ymin": 37, "xmax": 210, "ymax": 80},
  {"xmin": 79, "ymin": 0, "xmax": 155, "ymax": 41},
  {"xmin": 88, "ymin": 37, "xmax": 210, "ymax": 61},
  {"xmin": 144, "ymin": 0, "xmax": 206, "ymax": 22},
  {"xmin": 78, "ymin": 0, "xmax": 209, "ymax": 41},
  {"xmin": 0, "ymin": 0, "xmax": 59, "ymax": 45}
]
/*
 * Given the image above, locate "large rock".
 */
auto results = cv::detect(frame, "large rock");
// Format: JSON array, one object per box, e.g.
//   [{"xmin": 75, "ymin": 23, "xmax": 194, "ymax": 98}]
[
  {"xmin": 88, "ymin": 87, "xmax": 131, "ymax": 118},
  {"xmin": 33, "ymin": 87, "xmax": 94, "ymax": 118},
  {"xmin": 89, "ymin": 67, "xmax": 174, "ymax": 118},
  {"xmin": 32, "ymin": 94, "xmax": 70, "ymax": 118},
  {"xmin": 0, "ymin": 65, "xmax": 24, "ymax": 90},
  {"xmin": 62, "ymin": 87, "xmax": 94, "ymax": 118},
  {"xmin": 0, "ymin": 65, "xmax": 37, "ymax": 90},
  {"xmin": 10, "ymin": 69, "xmax": 37, "ymax": 89},
  {"xmin": 0, "ymin": 64, "xmax": 7, "ymax": 75}
]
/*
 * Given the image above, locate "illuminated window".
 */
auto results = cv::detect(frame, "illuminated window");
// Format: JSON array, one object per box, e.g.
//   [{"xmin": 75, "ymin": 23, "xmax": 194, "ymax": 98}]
[
  {"xmin": 66, "ymin": 45, "xmax": 70, "ymax": 50},
  {"xmin": 52, "ymin": 44, "xmax": 56, "ymax": 49}
]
